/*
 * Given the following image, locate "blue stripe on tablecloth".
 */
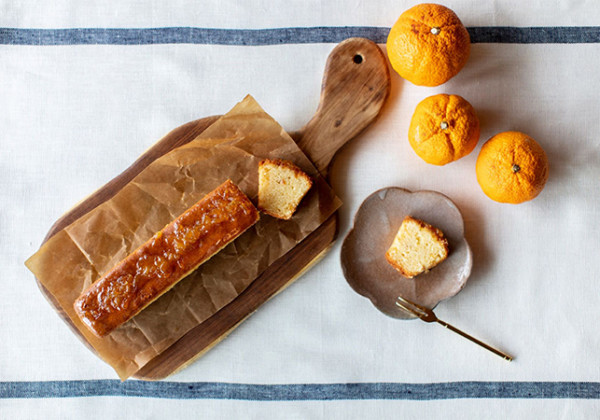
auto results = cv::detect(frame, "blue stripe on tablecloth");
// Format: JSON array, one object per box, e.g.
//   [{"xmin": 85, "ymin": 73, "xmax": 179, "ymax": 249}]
[
  {"xmin": 1, "ymin": 381, "xmax": 599, "ymax": 400},
  {"xmin": 0, "ymin": 26, "xmax": 599, "ymax": 45}
]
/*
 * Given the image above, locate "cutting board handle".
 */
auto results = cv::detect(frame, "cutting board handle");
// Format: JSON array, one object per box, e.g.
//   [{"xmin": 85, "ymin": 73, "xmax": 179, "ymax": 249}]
[{"xmin": 296, "ymin": 37, "xmax": 391, "ymax": 176}]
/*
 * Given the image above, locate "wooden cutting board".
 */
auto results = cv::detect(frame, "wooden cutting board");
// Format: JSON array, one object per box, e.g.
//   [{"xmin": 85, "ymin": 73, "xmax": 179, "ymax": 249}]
[{"xmin": 36, "ymin": 37, "xmax": 390, "ymax": 380}]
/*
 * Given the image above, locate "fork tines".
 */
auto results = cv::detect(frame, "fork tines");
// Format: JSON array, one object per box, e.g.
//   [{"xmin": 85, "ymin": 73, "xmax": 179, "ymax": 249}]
[{"xmin": 395, "ymin": 296, "xmax": 427, "ymax": 318}]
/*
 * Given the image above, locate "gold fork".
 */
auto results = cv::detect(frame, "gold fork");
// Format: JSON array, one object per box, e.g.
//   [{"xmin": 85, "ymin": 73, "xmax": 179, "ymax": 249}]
[{"xmin": 395, "ymin": 296, "xmax": 513, "ymax": 362}]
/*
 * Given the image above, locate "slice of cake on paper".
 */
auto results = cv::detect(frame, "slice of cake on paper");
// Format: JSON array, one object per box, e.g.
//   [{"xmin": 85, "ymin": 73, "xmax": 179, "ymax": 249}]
[
  {"xmin": 385, "ymin": 216, "xmax": 449, "ymax": 278},
  {"xmin": 258, "ymin": 159, "xmax": 313, "ymax": 220}
]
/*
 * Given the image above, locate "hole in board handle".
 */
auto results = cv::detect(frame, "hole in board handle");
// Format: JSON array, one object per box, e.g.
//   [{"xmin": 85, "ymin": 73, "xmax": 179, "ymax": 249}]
[{"xmin": 353, "ymin": 54, "xmax": 363, "ymax": 64}]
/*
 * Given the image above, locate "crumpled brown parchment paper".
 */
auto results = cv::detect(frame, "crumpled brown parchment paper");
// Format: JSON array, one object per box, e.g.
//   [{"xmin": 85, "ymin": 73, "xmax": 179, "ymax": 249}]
[{"xmin": 25, "ymin": 95, "xmax": 341, "ymax": 379}]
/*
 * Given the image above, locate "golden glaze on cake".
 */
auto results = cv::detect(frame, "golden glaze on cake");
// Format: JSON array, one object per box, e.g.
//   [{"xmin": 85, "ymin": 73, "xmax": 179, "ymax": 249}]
[{"xmin": 73, "ymin": 180, "xmax": 259, "ymax": 337}]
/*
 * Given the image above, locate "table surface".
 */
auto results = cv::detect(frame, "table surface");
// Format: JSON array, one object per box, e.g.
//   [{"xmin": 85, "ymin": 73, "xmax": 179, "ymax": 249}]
[{"xmin": 2, "ymin": 0, "xmax": 600, "ymax": 418}]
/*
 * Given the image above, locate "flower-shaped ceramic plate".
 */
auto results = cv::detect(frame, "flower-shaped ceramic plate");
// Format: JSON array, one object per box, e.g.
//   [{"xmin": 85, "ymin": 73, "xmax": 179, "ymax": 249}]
[{"xmin": 341, "ymin": 187, "xmax": 472, "ymax": 319}]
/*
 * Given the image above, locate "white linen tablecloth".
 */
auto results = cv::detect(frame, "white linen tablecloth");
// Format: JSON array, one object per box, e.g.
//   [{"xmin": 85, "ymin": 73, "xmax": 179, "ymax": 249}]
[{"xmin": 2, "ymin": 0, "xmax": 600, "ymax": 418}]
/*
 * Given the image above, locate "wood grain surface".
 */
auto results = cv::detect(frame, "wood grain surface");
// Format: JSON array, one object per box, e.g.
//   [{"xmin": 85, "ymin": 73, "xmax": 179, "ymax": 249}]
[{"xmin": 36, "ymin": 37, "xmax": 390, "ymax": 380}]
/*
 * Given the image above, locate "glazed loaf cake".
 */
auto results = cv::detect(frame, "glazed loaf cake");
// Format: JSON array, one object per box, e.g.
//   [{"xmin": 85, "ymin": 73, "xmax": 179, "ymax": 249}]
[{"xmin": 73, "ymin": 179, "xmax": 259, "ymax": 337}]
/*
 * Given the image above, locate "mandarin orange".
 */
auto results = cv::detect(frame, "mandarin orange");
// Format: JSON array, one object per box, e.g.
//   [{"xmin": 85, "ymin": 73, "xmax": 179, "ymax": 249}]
[
  {"xmin": 408, "ymin": 94, "xmax": 480, "ymax": 165},
  {"xmin": 476, "ymin": 131, "xmax": 549, "ymax": 204},
  {"xmin": 386, "ymin": 3, "xmax": 471, "ymax": 86}
]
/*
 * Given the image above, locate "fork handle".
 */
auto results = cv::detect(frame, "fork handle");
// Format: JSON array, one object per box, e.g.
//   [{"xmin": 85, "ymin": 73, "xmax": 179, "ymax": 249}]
[{"xmin": 436, "ymin": 320, "xmax": 513, "ymax": 361}]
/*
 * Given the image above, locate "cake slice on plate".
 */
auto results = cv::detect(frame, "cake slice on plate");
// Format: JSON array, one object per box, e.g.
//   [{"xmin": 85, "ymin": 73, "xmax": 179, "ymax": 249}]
[{"xmin": 385, "ymin": 216, "xmax": 449, "ymax": 278}]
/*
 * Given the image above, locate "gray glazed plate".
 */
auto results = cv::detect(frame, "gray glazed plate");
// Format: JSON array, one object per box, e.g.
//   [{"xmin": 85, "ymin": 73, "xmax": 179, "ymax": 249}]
[{"xmin": 341, "ymin": 187, "xmax": 472, "ymax": 319}]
